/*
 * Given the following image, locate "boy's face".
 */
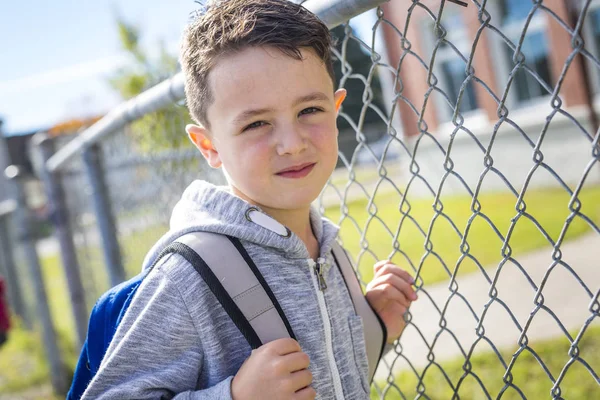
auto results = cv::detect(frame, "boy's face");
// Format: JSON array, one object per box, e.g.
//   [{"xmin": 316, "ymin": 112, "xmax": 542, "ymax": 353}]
[{"xmin": 187, "ymin": 46, "xmax": 346, "ymax": 211}]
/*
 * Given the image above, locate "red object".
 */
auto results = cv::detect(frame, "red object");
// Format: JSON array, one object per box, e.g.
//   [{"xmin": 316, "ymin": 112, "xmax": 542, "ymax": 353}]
[{"xmin": 0, "ymin": 278, "xmax": 11, "ymax": 332}]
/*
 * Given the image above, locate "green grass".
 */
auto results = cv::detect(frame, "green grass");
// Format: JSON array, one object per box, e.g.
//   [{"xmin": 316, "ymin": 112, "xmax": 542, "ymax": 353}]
[
  {"xmin": 0, "ymin": 323, "xmax": 49, "ymax": 393},
  {"xmin": 329, "ymin": 163, "xmax": 403, "ymax": 187},
  {"xmin": 323, "ymin": 186, "xmax": 600, "ymax": 286},
  {"xmin": 75, "ymin": 223, "xmax": 170, "ymax": 306},
  {"xmin": 0, "ymin": 319, "xmax": 68, "ymax": 399},
  {"xmin": 50, "ymin": 223, "xmax": 169, "ymax": 341},
  {"xmin": 0, "ymin": 224, "xmax": 168, "ymax": 396},
  {"xmin": 373, "ymin": 325, "xmax": 600, "ymax": 399}
]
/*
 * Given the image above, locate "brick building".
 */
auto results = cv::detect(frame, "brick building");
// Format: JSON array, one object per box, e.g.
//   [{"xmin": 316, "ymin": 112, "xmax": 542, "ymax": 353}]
[
  {"xmin": 380, "ymin": 0, "xmax": 600, "ymax": 137},
  {"xmin": 375, "ymin": 0, "xmax": 600, "ymax": 192}
]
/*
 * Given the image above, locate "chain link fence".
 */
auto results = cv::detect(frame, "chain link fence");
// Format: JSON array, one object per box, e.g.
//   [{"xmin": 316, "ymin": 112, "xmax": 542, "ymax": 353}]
[
  {"xmin": 16, "ymin": 0, "xmax": 600, "ymax": 398},
  {"xmin": 321, "ymin": 1, "xmax": 600, "ymax": 398},
  {"xmin": 47, "ymin": 122, "xmax": 223, "ymax": 310}
]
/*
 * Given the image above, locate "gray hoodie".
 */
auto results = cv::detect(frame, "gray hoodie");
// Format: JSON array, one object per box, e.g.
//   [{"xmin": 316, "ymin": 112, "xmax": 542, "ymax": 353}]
[{"xmin": 82, "ymin": 180, "xmax": 373, "ymax": 400}]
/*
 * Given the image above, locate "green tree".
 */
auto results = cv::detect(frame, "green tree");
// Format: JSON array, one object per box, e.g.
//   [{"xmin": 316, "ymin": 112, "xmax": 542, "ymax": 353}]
[{"xmin": 109, "ymin": 18, "xmax": 192, "ymax": 152}]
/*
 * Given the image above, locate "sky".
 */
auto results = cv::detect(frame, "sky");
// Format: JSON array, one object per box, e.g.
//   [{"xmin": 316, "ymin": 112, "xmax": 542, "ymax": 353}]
[
  {"xmin": 0, "ymin": 0, "xmax": 198, "ymax": 135},
  {"xmin": 0, "ymin": 0, "xmax": 375, "ymax": 136}
]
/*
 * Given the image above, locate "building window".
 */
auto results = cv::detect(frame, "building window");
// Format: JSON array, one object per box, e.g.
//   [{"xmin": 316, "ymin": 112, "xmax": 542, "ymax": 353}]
[
  {"xmin": 432, "ymin": 12, "xmax": 479, "ymax": 118},
  {"xmin": 440, "ymin": 58, "xmax": 479, "ymax": 113},
  {"xmin": 498, "ymin": 0, "xmax": 533, "ymax": 25},
  {"xmin": 497, "ymin": 0, "xmax": 553, "ymax": 104}
]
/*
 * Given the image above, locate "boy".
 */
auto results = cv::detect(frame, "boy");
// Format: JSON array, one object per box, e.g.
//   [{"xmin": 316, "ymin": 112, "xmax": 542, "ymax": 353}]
[{"xmin": 82, "ymin": 0, "xmax": 417, "ymax": 398}]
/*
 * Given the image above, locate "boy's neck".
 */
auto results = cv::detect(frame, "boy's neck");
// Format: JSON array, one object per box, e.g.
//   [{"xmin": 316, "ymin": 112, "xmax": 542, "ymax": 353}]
[
  {"xmin": 228, "ymin": 186, "xmax": 320, "ymax": 259},
  {"xmin": 260, "ymin": 205, "xmax": 320, "ymax": 261}
]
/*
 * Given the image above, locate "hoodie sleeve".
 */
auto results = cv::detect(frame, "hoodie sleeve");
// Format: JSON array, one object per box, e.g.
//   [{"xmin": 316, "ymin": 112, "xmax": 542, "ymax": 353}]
[{"xmin": 81, "ymin": 254, "xmax": 234, "ymax": 400}]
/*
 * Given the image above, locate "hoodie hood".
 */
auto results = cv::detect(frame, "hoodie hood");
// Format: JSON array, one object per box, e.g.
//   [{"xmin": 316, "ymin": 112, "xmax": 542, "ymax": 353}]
[{"xmin": 142, "ymin": 180, "xmax": 339, "ymax": 271}]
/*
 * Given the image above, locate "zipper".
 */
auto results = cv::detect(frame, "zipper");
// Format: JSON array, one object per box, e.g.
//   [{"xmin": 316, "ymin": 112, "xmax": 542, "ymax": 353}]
[
  {"xmin": 308, "ymin": 258, "xmax": 345, "ymax": 400},
  {"xmin": 315, "ymin": 257, "xmax": 328, "ymax": 291}
]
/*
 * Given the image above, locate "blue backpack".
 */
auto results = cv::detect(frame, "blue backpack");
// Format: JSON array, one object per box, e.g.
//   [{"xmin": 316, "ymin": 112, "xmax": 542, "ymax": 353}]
[{"xmin": 67, "ymin": 232, "xmax": 385, "ymax": 399}]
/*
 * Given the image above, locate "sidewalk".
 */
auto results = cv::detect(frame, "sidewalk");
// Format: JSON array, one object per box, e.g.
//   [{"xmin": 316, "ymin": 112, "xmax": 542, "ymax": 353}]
[{"xmin": 375, "ymin": 232, "xmax": 600, "ymax": 380}]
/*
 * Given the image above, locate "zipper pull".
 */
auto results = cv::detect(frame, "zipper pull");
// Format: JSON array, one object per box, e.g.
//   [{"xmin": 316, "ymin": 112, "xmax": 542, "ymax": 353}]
[{"xmin": 315, "ymin": 259, "xmax": 328, "ymax": 291}]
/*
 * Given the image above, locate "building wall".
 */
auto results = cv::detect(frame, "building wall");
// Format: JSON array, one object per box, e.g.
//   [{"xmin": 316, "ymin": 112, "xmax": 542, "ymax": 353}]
[
  {"xmin": 376, "ymin": 0, "xmax": 600, "ymax": 193},
  {"xmin": 380, "ymin": 0, "xmax": 594, "ymax": 137},
  {"xmin": 380, "ymin": 0, "xmax": 441, "ymax": 137}
]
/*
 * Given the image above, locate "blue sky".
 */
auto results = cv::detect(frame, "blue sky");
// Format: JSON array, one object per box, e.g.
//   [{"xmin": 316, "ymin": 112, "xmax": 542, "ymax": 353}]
[
  {"xmin": 0, "ymin": 0, "xmax": 198, "ymax": 135},
  {"xmin": 0, "ymin": 1, "xmax": 375, "ymax": 136}
]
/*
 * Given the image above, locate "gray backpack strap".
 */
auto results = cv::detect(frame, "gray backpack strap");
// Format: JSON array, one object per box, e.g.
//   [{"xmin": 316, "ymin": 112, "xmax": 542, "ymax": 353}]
[
  {"xmin": 331, "ymin": 241, "xmax": 387, "ymax": 383},
  {"xmin": 175, "ymin": 232, "xmax": 294, "ymax": 347}
]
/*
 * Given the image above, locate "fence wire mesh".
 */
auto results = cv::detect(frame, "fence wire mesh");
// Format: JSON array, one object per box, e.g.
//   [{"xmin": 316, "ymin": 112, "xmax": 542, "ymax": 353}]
[
  {"xmin": 319, "ymin": 1, "xmax": 600, "ymax": 398},
  {"xmin": 56, "ymin": 120, "xmax": 225, "ymax": 308},
  {"xmin": 43, "ymin": 0, "xmax": 600, "ymax": 399}
]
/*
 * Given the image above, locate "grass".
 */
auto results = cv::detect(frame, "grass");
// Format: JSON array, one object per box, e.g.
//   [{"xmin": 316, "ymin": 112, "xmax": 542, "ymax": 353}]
[
  {"xmin": 74, "ymin": 223, "xmax": 170, "ymax": 307},
  {"xmin": 323, "ymin": 186, "xmax": 600, "ymax": 286},
  {"xmin": 1, "ymin": 185, "xmax": 599, "ymax": 397},
  {"xmin": 0, "ymin": 224, "xmax": 168, "ymax": 396},
  {"xmin": 0, "ymin": 323, "xmax": 50, "ymax": 393},
  {"xmin": 0, "ymin": 319, "xmax": 68, "ymax": 399},
  {"xmin": 373, "ymin": 325, "xmax": 600, "ymax": 399},
  {"xmin": 329, "ymin": 163, "xmax": 404, "ymax": 187}
]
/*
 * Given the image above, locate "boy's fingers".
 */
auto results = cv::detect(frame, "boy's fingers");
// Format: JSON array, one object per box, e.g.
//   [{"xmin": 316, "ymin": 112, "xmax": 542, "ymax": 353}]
[
  {"xmin": 368, "ymin": 278, "xmax": 410, "ymax": 307},
  {"xmin": 281, "ymin": 351, "xmax": 310, "ymax": 372},
  {"xmin": 289, "ymin": 369, "xmax": 313, "ymax": 392},
  {"xmin": 369, "ymin": 273, "xmax": 417, "ymax": 303},
  {"xmin": 375, "ymin": 263, "xmax": 414, "ymax": 285},
  {"xmin": 268, "ymin": 338, "xmax": 302, "ymax": 356},
  {"xmin": 374, "ymin": 259, "xmax": 391, "ymax": 273},
  {"xmin": 294, "ymin": 385, "xmax": 317, "ymax": 400}
]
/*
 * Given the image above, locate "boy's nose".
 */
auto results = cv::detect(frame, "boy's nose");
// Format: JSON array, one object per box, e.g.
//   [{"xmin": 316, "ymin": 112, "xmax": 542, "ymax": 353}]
[{"xmin": 276, "ymin": 125, "xmax": 307, "ymax": 156}]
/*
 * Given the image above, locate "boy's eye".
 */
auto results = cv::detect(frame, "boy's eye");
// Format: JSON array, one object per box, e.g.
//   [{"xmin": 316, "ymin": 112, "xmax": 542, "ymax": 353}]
[
  {"xmin": 243, "ymin": 121, "xmax": 267, "ymax": 131},
  {"xmin": 299, "ymin": 107, "xmax": 322, "ymax": 116}
]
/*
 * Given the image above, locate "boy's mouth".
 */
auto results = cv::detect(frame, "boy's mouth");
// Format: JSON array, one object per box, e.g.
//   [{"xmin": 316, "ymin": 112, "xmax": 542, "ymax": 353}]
[{"xmin": 276, "ymin": 162, "xmax": 316, "ymax": 179}]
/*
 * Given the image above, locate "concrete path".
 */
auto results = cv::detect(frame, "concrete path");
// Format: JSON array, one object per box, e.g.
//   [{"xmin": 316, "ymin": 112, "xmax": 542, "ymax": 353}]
[{"xmin": 375, "ymin": 232, "xmax": 600, "ymax": 380}]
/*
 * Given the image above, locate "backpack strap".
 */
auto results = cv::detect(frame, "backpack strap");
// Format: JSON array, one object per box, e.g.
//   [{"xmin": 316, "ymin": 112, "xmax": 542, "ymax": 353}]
[
  {"xmin": 68, "ymin": 232, "xmax": 296, "ymax": 400},
  {"xmin": 175, "ymin": 232, "xmax": 295, "ymax": 348},
  {"xmin": 330, "ymin": 241, "xmax": 387, "ymax": 383}
]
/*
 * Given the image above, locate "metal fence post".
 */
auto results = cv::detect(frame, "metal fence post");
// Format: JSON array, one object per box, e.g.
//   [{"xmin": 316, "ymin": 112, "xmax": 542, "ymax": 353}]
[
  {"xmin": 0, "ymin": 200, "xmax": 31, "ymax": 328},
  {"xmin": 83, "ymin": 143, "xmax": 126, "ymax": 287},
  {"xmin": 4, "ymin": 165, "xmax": 69, "ymax": 395},
  {"xmin": 34, "ymin": 133, "xmax": 88, "ymax": 347}
]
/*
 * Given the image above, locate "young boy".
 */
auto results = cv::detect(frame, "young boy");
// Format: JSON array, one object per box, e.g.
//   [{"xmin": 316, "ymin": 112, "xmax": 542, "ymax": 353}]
[{"xmin": 82, "ymin": 0, "xmax": 417, "ymax": 398}]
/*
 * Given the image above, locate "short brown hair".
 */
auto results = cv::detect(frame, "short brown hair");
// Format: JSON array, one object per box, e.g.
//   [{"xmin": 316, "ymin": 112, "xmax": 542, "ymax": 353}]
[{"xmin": 180, "ymin": 0, "xmax": 335, "ymax": 128}]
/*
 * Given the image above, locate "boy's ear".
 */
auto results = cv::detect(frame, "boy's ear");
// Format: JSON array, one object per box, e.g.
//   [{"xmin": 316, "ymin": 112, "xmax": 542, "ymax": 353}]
[
  {"xmin": 334, "ymin": 89, "xmax": 347, "ymax": 115},
  {"xmin": 186, "ymin": 124, "xmax": 222, "ymax": 168}
]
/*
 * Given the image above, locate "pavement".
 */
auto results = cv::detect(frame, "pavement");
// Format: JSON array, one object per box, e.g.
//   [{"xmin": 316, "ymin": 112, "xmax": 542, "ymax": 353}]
[{"xmin": 375, "ymin": 232, "xmax": 600, "ymax": 380}]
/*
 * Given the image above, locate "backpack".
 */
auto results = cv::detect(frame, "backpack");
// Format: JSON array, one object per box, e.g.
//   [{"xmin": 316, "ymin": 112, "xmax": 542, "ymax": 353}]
[{"xmin": 67, "ymin": 231, "xmax": 386, "ymax": 399}]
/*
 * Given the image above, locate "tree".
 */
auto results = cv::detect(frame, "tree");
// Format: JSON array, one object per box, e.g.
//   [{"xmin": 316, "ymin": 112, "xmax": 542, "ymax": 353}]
[{"xmin": 109, "ymin": 18, "xmax": 192, "ymax": 152}]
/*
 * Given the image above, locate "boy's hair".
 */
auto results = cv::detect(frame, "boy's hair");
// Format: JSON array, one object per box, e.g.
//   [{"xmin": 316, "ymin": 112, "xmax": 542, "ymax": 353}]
[{"xmin": 180, "ymin": 0, "xmax": 336, "ymax": 128}]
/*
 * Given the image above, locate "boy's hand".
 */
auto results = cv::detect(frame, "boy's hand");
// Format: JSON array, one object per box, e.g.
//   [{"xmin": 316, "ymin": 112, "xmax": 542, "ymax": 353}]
[
  {"xmin": 365, "ymin": 260, "xmax": 418, "ymax": 344},
  {"xmin": 231, "ymin": 338, "xmax": 315, "ymax": 400}
]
